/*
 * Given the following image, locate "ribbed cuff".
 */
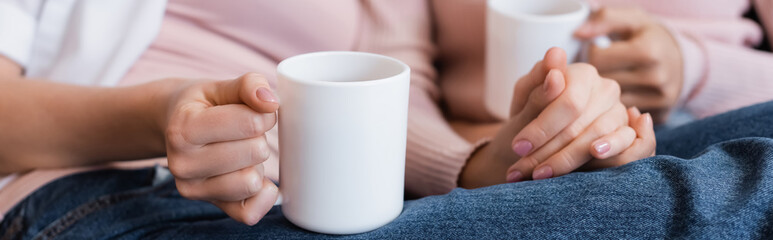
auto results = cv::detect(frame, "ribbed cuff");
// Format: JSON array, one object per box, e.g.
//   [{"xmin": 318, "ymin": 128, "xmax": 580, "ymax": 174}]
[
  {"xmin": 405, "ymin": 132, "xmax": 472, "ymax": 196},
  {"xmin": 404, "ymin": 88, "xmax": 475, "ymax": 196},
  {"xmin": 660, "ymin": 22, "xmax": 708, "ymax": 108},
  {"xmin": 682, "ymin": 40, "xmax": 773, "ymax": 119}
]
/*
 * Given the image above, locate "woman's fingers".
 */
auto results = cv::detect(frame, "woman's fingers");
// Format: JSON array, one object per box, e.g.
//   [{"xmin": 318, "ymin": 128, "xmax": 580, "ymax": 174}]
[
  {"xmin": 169, "ymin": 136, "xmax": 271, "ymax": 179},
  {"xmin": 211, "ymin": 178, "xmax": 279, "ymax": 226},
  {"xmin": 510, "ymin": 64, "xmax": 603, "ymax": 157},
  {"xmin": 163, "ymin": 73, "xmax": 281, "ymax": 226},
  {"xmin": 585, "ymin": 109, "xmax": 655, "ymax": 169},
  {"xmin": 533, "ymin": 104, "xmax": 628, "ymax": 179},
  {"xmin": 628, "ymin": 106, "xmax": 642, "ymax": 123},
  {"xmin": 491, "ymin": 68, "xmax": 566, "ymax": 182},
  {"xmin": 176, "ymin": 165, "xmax": 265, "ymax": 202},
  {"xmin": 169, "ymin": 74, "xmax": 278, "ymax": 146},
  {"xmin": 505, "ymin": 77, "xmax": 620, "ymax": 181},
  {"xmin": 206, "ymin": 73, "xmax": 279, "ymax": 113},
  {"xmin": 588, "ymin": 41, "xmax": 655, "ymax": 73},
  {"xmin": 513, "ymin": 69, "xmax": 567, "ymax": 122},
  {"xmin": 590, "ymin": 106, "xmax": 644, "ymax": 161},
  {"xmin": 507, "ymin": 104, "xmax": 627, "ymax": 182},
  {"xmin": 173, "ymin": 104, "xmax": 277, "ymax": 146},
  {"xmin": 590, "ymin": 126, "xmax": 637, "ymax": 159},
  {"xmin": 507, "ymin": 103, "xmax": 627, "ymax": 181},
  {"xmin": 622, "ymin": 110, "xmax": 656, "ymax": 158},
  {"xmin": 574, "ymin": 7, "xmax": 649, "ymax": 39},
  {"xmin": 510, "ymin": 47, "xmax": 568, "ymax": 116}
]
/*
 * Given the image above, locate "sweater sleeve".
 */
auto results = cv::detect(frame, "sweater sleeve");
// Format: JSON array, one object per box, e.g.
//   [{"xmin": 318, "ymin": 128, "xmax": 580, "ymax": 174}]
[
  {"xmin": 662, "ymin": 4, "xmax": 773, "ymax": 119},
  {"xmin": 357, "ymin": 0, "xmax": 476, "ymax": 196},
  {"xmin": 675, "ymin": 32, "xmax": 773, "ymax": 119}
]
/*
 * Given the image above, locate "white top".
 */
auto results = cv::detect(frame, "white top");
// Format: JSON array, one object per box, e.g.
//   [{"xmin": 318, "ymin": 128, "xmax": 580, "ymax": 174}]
[
  {"xmin": 0, "ymin": 0, "xmax": 166, "ymax": 85},
  {"xmin": 0, "ymin": 0, "xmax": 167, "ymax": 204}
]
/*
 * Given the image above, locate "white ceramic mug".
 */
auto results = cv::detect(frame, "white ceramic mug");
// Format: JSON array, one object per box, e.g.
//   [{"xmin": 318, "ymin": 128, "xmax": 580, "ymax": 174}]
[
  {"xmin": 485, "ymin": 0, "xmax": 591, "ymax": 119},
  {"xmin": 276, "ymin": 51, "xmax": 410, "ymax": 235}
]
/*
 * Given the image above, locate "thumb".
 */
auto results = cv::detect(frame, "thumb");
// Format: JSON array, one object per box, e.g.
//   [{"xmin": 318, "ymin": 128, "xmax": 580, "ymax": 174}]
[
  {"xmin": 509, "ymin": 47, "xmax": 567, "ymax": 116},
  {"xmin": 207, "ymin": 73, "xmax": 279, "ymax": 113},
  {"xmin": 575, "ymin": 7, "xmax": 647, "ymax": 39},
  {"xmin": 511, "ymin": 69, "xmax": 566, "ymax": 130}
]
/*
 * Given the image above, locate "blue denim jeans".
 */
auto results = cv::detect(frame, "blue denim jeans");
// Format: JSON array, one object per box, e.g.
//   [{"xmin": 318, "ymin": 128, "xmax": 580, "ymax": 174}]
[{"xmin": 4, "ymin": 101, "xmax": 773, "ymax": 239}]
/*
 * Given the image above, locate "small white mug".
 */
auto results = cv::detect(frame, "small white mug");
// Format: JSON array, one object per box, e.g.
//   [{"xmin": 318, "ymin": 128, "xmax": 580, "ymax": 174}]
[
  {"xmin": 276, "ymin": 51, "xmax": 410, "ymax": 234},
  {"xmin": 485, "ymin": 0, "xmax": 592, "ymax": 119}
]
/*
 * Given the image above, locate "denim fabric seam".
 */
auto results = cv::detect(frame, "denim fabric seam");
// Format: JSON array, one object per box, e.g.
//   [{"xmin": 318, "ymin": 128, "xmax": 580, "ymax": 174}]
[{"xmin": 32, "ymin": 178, "xmax": 173, "ymax": 240}]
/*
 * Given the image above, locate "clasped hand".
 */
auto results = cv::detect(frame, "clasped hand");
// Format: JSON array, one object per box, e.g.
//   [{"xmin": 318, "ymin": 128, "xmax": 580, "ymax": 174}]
[{"xmin": 460, "ymin": 48, "xmax": 656, "ymax": 188}]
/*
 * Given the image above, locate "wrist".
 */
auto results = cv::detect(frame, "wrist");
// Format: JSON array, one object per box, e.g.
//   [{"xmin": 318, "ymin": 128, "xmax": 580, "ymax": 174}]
[
  {"xmin": 459, "ymin": 142, "xmax": 489, "ymax": 188},
  {"xmin": 136, "ymin": 78, "xmax": 192, "ymax": 153},
  {"xmin": 458, "ymin": 139, "xmax": 511, "ymax": 188},
  {"xmin": 657, "ymin": 20, "xmax": 704, "ymax": 108}
]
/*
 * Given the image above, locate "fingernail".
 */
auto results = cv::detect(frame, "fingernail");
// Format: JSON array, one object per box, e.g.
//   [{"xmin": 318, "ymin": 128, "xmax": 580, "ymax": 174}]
[
  {"xmin": 593, "ymin": 141, "xmax": 611, "ymax": 156},
  {"xmin": 512, "ymin": 140, "xmax": 533, "ymax": 157},
  {"xmin": 506, "ymin": 171, "xmax": 523, "ymax": 183},
  {"xmin": 644, "ymin": 113, "xmax": 652, "ymax": 124},
  {"xmin": 544, "ymin": 70, "xmax": 557, "ymax": 92},
  {"xmin": 532, "ymin": 166, "xmax": 553, "ymax": 180},
  {"xmin": 256, "ymin": 87, "xmax": 278, "ymax": 103}
]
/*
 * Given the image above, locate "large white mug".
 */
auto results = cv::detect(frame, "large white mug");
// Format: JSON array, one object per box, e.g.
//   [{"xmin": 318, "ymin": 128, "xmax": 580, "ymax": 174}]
[
  {"xmin": 276, "ymin": 51, "xmax": 410, "ymax": 235},
  {"xmin": 485, "ymin": 0, "xmax": 591, "ymax": 119}
]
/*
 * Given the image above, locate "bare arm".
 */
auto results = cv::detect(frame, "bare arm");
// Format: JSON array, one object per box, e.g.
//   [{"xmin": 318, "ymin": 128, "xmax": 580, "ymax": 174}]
[
  {"xmin": 0, "ymin": 56, "xmax": 179, "ymax": 173},
  {"xmin": 0, "ymin": 52, "xmax": 285, "ymax": 224}
]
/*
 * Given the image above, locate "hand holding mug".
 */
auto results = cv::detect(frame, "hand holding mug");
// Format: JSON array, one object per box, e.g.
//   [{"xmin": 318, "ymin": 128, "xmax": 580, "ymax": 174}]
[
  {"xmin": 575, "ymin": 7, "xmax": 683, "ymax": 123},
  {"xmin": 164, "ymin": 52, "xmax": 409, "ymax": 234},
  {"xmin": 163, "ymin": 73, "xmax": 279, "ymax": 225}
]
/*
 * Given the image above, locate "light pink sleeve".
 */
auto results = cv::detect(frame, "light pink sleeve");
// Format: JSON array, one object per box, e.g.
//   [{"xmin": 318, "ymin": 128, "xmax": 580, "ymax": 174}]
[
  {"xmin": 357, "ymin": 0, "xmax": 476, "ymax": 196},
  {"xmin": 664, "ymin": 7, "xmax": 773, "ymax": 119}
]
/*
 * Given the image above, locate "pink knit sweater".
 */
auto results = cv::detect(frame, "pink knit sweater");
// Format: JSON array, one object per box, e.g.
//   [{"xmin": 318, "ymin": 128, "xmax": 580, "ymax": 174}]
[{"xmin": 2, "ymin": 0, "xmax": 773, "ymax": 217}]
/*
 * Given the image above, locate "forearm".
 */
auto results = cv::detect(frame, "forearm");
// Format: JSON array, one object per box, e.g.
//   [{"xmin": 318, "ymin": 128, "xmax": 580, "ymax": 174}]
[{"xmin": 0, "ymin": 78, "xmax": 182, "ymax": 173}]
